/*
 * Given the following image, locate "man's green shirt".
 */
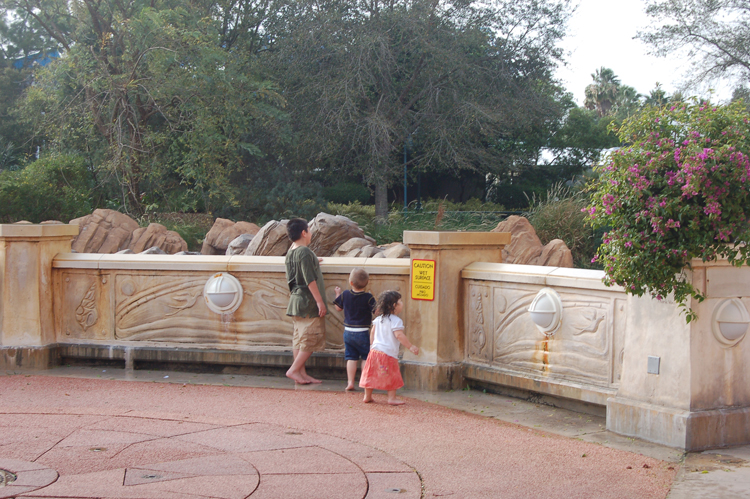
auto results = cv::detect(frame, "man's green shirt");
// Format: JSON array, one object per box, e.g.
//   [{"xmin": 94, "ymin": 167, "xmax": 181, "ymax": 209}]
[{"xmin": 285, "ymin": 245, "xmax": 326, "ymax": 318}]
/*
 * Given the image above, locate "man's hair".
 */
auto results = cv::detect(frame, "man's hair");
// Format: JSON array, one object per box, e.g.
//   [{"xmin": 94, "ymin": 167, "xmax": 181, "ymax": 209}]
[
  {"xmin": 349, "ymin": 268, "xmax": 369, "ymax": 289},
  {"xmin": 286, "ymin": 218, "xmax": 309, "ymax": 242}
]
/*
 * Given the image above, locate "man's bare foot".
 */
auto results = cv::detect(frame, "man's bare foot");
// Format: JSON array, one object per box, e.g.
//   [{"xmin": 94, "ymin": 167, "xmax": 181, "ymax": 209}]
[
  {"xmin": 345, "ymin": 384, "xmax": 356, "ymax": 391},
  {"xmin": 387, "ymin": 399, "xmax": 405, "ymax": 406},
  {"xmin": 363, "ymin": 396, "xmax": 374, "ymax": 403},
  {"xmin": 286, "ymin": 370, "xmax": 310, "ymax": 384}
]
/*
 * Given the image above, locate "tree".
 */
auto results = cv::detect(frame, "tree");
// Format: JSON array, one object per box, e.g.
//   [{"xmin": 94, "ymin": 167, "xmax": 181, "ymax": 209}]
[
  {"xmin": 584, "ymin": 67, "xmax": 621, "ymax": 117},
  {"xmin": 3, "ymin": 0, "xmax": 287, "ymax": 214},
  {"xmin": 266, "ymin": 0, "xmax": 572, "ymax": 220},
  {"xmin": 644, "ymin": 83, "xmax": 670, "ymax": 107},
  {"xmin": 639, "ymin": 0, "xmax": 750, "ymax": 88}
]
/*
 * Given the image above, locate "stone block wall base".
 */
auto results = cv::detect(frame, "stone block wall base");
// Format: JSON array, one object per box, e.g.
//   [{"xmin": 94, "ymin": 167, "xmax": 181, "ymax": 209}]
[
  {"xmin": 401, "ymin": 361, "xmax": 464, "ymax": 391},
  {"xmin": 0, "ymin": 345, "xmax": 59, "ymax": 370},
  {"xmin": 607, "ymin": 396, "xmax": 750, "ymax": 451},
  {"xmin": 463, "ymin": 363, "xmax": 615, "ymax": 408},
  {"xmin": 57, "ymin": 343, "xmax": 348, "ymax": 378}
]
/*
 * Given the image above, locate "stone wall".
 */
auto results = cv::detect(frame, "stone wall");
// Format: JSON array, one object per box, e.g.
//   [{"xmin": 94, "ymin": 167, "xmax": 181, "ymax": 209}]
[{"xmin": 52, "ymin": 254, "xmax": 410, "ymax": 353}]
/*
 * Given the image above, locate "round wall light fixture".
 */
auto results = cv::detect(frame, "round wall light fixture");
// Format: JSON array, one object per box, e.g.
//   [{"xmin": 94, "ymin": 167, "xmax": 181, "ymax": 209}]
[
  {"xmin": 712, "ymin": 298, "xmax": 750, "ymax": 347},
  {"xmin": 528, "ymin": 287, "xmax": 563, "ymax": 336},
  {"xmin": 204, "ymin": 272, "xmax": 244, "ymax": 314}
]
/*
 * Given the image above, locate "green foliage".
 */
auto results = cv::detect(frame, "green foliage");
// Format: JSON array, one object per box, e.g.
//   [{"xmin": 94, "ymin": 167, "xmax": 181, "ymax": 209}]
[
  {"xmin": 329, "ymin": 199, "xmax": 508, "ymax": 245},
  {"xmin": 526, "ymin": 182, "xmax": 601, "ymax": 269},
  {"xmin": 139, "ymin": 212, "xmax": 214, "ymax": 252},
  {"xmin": 322, "ymin": 182, "xmax": 371, "ymax": 205},
  {"xmin": 586, "ymin": 99, "xmax": 750, "ymax": 322},
  {"xmin": 0, "ymin": 153, "xmax": 95, "ymax": 222}
]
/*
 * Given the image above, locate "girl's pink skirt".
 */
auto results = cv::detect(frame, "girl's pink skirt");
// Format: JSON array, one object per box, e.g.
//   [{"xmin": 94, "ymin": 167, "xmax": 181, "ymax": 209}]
[{"xmin": 359, "ymin": 349, "xmax": 404, "ymax": 391}]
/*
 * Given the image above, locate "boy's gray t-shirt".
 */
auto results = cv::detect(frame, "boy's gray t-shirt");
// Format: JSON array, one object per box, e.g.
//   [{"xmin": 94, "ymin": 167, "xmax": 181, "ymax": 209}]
[{"xmin": 285, "ymin": 245, "xmax": 326, "ymax": 318}]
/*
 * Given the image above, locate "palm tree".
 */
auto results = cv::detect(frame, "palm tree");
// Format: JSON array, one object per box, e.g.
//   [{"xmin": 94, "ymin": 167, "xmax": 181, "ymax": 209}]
[
  {"xmin": 644, "ymin": 83, "xmax": 669, "ymax": 107},
  {"xmin": 584, "ymin": 67, "xmax": 621, "ymax": 117}
]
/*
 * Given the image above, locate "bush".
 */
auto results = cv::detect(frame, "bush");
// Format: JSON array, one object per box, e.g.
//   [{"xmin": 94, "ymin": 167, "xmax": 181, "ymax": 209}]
[
  {"xmin": 322, "ymin": 182, "xmax": 371, "ymax": 204},
  {"xmin": 586, "ymin": 99, "xmax": 750, "ymax": 321},
  {"xmin": 139, "ymin": 212, "xmax": 215, "ymax": 252},
  {"xmin": 329, "ymin": 199, "xmax": 509, "ymax": 245},
  {"xmin": 526, "ymin": 182, "xmax": 601, "ymax": 269},
  {"xmin": 0, "ymin": 153, "xmax": 95, "ymax": 223}
]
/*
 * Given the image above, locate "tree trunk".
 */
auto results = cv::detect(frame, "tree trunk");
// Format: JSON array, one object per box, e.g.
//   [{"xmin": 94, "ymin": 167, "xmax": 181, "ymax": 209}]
[{"xmin": 374, "ymin": 179, "xmax": 389, "ymax": 223}]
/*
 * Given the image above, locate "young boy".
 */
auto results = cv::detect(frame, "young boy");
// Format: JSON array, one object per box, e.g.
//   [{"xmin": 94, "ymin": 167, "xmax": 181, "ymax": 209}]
[
  {"xmin": 285, "ymin": 218, "xmax": 327, "ymax": 385},
  {"xmin": 334, "ymin": 268, "xmax": 377, "ymax": 391}
]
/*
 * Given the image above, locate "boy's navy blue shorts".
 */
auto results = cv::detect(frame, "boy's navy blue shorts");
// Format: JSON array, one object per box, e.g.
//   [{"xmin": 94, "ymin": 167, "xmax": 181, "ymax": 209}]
[{"xmin": 344, "ymin": 329, "xmax": 370, "ymax": 361}]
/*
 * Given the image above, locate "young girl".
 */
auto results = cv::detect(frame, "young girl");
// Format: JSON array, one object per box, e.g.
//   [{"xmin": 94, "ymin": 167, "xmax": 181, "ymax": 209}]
[{"xmin": 359, "ymin": 290, "xmax": 419, "ymax": 405}]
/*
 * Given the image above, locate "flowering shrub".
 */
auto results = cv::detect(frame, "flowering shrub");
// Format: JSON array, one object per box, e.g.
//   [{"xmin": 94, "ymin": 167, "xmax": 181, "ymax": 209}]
[{"xmin": 586, "ymin": 100, "xmax": 750, "ymax": 322}]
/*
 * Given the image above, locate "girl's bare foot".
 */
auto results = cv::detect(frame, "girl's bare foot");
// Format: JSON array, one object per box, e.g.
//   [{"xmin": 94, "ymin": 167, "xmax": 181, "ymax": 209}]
[
  {"xmin": 387, "ymin": 399, "xmax": 405, "ymax": 406},
  {"xmin": 304, "ymin": 374, "xmax": 322, "ymax": 384},
  {"xmin": 345, "ymin": 384, "xmax": 356, "ymax": 391},
  {"xmin": 363, "ymin": 395, "xmax": 374, "ymax": 403}
]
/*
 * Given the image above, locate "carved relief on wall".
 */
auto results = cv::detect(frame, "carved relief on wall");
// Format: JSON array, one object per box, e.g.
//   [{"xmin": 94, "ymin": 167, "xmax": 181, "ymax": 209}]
[
  {"xmin": 467, "ymin": 284, "xmax": 491, "ymax": 362},
  {"xmin": 114, "ymin": 274, "xmax": 293, "ymax": 346},
  {"xmin": 75, "ymin": 282, "xmax": 99, "ymax": 331},
  {"xmin": 490, "ymin": 284, "xmax": 615, "ymax": 386},
  {"xmin": 59, "ymin": 272, "xmax": 112, "ymax": 341}
]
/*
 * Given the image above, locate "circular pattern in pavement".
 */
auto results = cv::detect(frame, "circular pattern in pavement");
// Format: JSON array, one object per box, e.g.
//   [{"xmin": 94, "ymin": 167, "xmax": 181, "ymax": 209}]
[{"xmin": 0, "ymin": 414, "xmax": 419, "ymax": 499}]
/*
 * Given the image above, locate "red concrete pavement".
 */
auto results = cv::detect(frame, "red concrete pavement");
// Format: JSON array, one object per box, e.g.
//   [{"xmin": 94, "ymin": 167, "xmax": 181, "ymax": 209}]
[{"xmin": 0, "ymin": 375, "xmax": 676, "ymax": 498}]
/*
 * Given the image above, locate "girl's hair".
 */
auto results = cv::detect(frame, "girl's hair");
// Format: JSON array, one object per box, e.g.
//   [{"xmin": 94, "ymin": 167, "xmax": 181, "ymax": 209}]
[{"xmin": 376, "ymin": 290, "xmax": 402, "ymax": 318}]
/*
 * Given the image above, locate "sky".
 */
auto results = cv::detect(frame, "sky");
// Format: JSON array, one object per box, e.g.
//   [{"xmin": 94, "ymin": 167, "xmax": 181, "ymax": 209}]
[{"xmin": 555, "ymin": 0, "xmax": 734, "ymax": 105}]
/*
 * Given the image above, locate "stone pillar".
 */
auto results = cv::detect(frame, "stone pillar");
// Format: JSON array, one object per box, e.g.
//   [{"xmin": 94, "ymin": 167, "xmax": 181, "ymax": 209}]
[
  {"xmin": 401, "ymin": 231, "xmax": 511, "ymax": 390},
  {"xmin": 608, "ymin": 258, "xmax": 750, "ymax": 450},
  {"xmin": 0, "ymin": 223, "xmax": 79, "ymax": 369}
]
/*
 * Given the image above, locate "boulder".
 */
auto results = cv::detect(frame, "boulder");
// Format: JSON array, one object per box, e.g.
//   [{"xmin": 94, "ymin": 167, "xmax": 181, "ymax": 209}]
[
  {"xmin": 202, "ymin": 218, "xmax": 260, "ymax": 255},
  {"xmin": 382, "ymin": 243, "xmax": 410, "ymax": 259},
  {"xmin": 491, "ymin": 215, "xmax": 572, "ymax": 268},
  {"xmin": 115, "ymin": 249, "xmax": 134, "ymax": 255},
  {"xmin": 139, "ymin": 246, "xmax": 166, "ymax": 255},
  {"xmin": 538, "ymin": 239, "xmax": 574, "ymax": 268},
  {"xmin": 244, "ymin": 219, "xmax": 291, "ymax": 256},
  {"xmin": 175, "ymin": 251, "xmax": 202, "ymax": 256},
  {"xmin": 360, "ymin": 245, "xmax": 384, "ymax": 258},
  {"xmin": 70, "ymin": 209, "xmax": 140, "ymax": 254},
  {"xmin": 128, "ymin": 223, "xmax": 187, "ymax": 254},
  {"xmin": 333, "ymin": 237, "xmax": 373, "ymax": 257},
  {"xmin": 226, "ymin": 233, "xmax": 255, "ymax": 256},
  {"xmin": 308, "ymin": 213, "xmax": 366, "ymax": 257}
]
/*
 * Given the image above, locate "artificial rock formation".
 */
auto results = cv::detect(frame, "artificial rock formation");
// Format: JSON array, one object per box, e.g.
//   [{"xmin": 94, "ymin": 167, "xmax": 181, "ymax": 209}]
[
  {"xmin": 491, "ymin": 215, "xmax": 573, "ymax": 267},
  {"xmin": 129, "ymin": 223, "xmax": 187, "ymax": 254},
  {"xmin": 69, "ymin": 209, "xmax": 188, "ymax": 254},
  {"xmin": 226, "ymin": 234, "xmax": 255, "ymax": 255},
  {"xmin": 381, "ymin": 242, "xmax": 411, "ymax": 259},
  {"xmin": 244, "ymin": 220, "xmax": 291, "ymax": 256},
  {"xmin": 332, "ymin": 237, "xmax": 375, "ymax": 257},
  {"xmin": 308, "ymin": 213, "xmax": 367, "ymax": 257},
  {"xmin": 201, "ymin": 218, "xmax": 261, "ymax": 255},
  {"xmin": 70, "ymin": 209, "xmax": 140, "ymax": 253}
]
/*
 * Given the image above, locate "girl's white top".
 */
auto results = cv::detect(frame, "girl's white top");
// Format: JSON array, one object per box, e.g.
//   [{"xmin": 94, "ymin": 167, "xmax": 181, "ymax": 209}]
[{"xmin": 370, "ymin": 314, "xmax": 404, "ymax": 359}]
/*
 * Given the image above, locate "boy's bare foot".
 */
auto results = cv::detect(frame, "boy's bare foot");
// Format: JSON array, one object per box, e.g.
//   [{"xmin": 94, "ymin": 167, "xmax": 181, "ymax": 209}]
[
  {"xmin": 363, "ymin": 395, "xmax": 374, "ymax": 403},
  {"xmin": 345, "ymin": 384, "xmax": 356, "ymax": 391},
  {"xmin": 387, "ymin": 399, "xmax": 405, "ymax": 406},
  {"xmin": 286, "ymin": 370, "xmax": 310, "ymax": 384}
]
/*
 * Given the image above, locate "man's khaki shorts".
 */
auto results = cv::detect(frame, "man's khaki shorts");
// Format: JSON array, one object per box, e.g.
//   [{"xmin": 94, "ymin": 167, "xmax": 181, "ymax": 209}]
[{"xmin": 292, "ymin": 316, "xmax": 326, "ymax": 352}]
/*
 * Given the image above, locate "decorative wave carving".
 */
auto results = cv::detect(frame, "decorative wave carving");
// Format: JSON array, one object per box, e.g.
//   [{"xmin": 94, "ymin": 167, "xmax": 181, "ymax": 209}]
[
  {"xmin": 75, "ymin": 282, "xmax": 98, "ymax": 331},
  {"xmin": 467, "ymin": 285, "xmax": 490, "ymax": 361}
]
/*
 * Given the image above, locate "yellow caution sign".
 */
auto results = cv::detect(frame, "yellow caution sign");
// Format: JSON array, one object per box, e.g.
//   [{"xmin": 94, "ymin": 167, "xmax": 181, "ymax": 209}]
[{"xmin": 411, "ymin": 259, "xmax": 436, "ymax": 301}]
